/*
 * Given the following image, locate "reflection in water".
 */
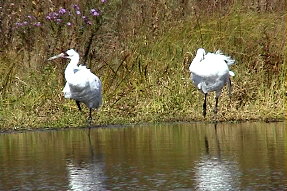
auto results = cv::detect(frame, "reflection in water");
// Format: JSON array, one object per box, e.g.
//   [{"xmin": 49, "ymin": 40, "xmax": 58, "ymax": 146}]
[
  {"xmin": 0, "ymin": 122, "xmax": 286, "ymax": 190},
  {"xmin": 66, "ymin": 131, "xmax": 107, "ymax": 190},
  {"xmin": 66, "ymin": 160, "xmax": 106, "ymax": 190},
  {"xmin": 195, "ymin": 123, "xmax": 240, "ymax": 190},
  {"xmin": 194, "ymin": 156, "xmax": 240, "ymax": 191}
]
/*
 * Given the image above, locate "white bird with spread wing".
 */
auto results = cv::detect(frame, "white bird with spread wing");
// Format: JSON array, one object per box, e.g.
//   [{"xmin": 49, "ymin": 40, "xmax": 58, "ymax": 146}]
[
  {"xmin": 48, "ymin": 49, "xmax": 102, "ymax": 123},
  {"xmin": 189, "ymin": 48, "xmax": 235, "ymax": 117}
]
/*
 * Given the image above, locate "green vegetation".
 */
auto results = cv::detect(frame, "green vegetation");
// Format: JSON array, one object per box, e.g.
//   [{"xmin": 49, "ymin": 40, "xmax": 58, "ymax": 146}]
[{"xmin": 0, "ymin": 1, "xmax": 286, "ymax": 130}]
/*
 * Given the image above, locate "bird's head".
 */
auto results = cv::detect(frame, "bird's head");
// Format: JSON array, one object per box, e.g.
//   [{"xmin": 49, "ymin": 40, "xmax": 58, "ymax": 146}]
[
  {"xmin": 196, "ymin": 48, "xmax": 206, "ymax": 60},
  {"xmin": 194, "ymin": 48, "xmax": 206, "ymax": 62},
  {"xmin": 48, "ymin": 49, "xmax": 79, "ymax": 61}
]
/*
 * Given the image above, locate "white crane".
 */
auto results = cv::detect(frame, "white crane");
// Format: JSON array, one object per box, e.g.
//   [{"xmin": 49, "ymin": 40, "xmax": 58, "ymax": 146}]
[
  {"xmin": 189, "ymin": 48, "xmax": 235, "ymax": 117},
  {"xmin": 48, "ymin": 49, "xmax": 102, "ymax": 123}
]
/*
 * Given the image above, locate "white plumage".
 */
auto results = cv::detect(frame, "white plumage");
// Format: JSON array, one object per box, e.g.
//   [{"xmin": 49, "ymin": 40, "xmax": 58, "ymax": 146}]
[
  {"xmin": 48, "ymin": 49, "xmax": 102, "ymax": 122},
  {"xmin": 189, "ymin": 48, "xmax": 235, "ymax": 117}
]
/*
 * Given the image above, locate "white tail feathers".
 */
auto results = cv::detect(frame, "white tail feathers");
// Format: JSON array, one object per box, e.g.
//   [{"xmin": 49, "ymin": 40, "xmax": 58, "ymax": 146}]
[
  {"xmin": 225, "ymin": 57, "xmax": 235, "ymax": 66},
  {"xmin": 215, "ymin": 50, "xmax": 235, "ymax": 66},
  {"xmin": 229, "ymin": 71, "xmax": 235, "ymax": 76}
]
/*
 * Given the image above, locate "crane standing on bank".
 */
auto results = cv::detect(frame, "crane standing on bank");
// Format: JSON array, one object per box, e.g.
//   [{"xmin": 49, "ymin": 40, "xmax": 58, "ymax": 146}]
[
  {"xmin": 48, "ymin": 49, "xmax": 102, "ymax": 123},
  {"xmin": 189, "ymin": 48, "xmax": 235, "ymax": 117}
]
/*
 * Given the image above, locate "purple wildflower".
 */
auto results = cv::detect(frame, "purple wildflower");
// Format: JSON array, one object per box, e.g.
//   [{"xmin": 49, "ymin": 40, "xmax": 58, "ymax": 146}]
[
  {"xmin": 66, "ymin": 22, "xmax": 72, "ymax": 26},
  {"xmin": 27, "ymin": 15, "xmax": 35, "ymax": 20},
  {"xmin": 82, "ymin": 16, "xmax": 88, "ymax": 23},
  {"xmin": 46, "ymin": 15, "xmax": 52, "ymax": 20},
  {"xmin": 15, "ymin": 22, "xmax": 22, "ymax": 27},
  {"xmin": 101, "ymin": 0, "xmax": 107, "ymax": 3},
  {"xmin": 72, "ymin": 4, "xmax": 80, "ymax": 10},
  {"xmin": 34, "ymin": 22, "xmax": 41, "ymax": 26},
  {"xmin": 59, "ymin": 8, "xmax": 67, "ymax": 15},
  {"xmin": 56, "ymin": 18, "xmax": 62, "ymax": 23},
  {"xmin": 46, "ymin": 12, "xmax": 59, "ymax": 20},
  {"xmin": 15, "ymin": 21, "xmax": 29, "ymax": 27},
  {"xmin": 81, "ymin": 16, "xmax": 92, "ymax": 25},
  {"xmin": 52, "ymin": 12, "xmax": 59, "ymax": 17},
  {"xmin": 76, "ymin": 10, "xmax": 81, "ymax": 15},
  {"xmin": 90, "ymin": 9, "xmax": 100, "ymax": 16}
]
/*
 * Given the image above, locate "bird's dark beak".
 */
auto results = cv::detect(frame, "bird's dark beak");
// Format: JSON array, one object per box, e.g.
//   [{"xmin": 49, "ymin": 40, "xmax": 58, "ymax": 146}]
[{"xmin": 48, "ymin": 53, "xmax": 65, "ymax": 60}]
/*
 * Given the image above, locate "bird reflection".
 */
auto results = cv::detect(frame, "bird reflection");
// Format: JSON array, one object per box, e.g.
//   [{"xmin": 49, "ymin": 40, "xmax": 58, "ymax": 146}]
[
  {"xmin": 66, "ymin": 129, "xmax": 106, "ymax": 190},
  {"xmin": 66, "ymin": 161, "xmax": 106, "ymax": 190},
  {"xmin": 195, "ymin": 123, "xmax": 240, "ymax": 190}
]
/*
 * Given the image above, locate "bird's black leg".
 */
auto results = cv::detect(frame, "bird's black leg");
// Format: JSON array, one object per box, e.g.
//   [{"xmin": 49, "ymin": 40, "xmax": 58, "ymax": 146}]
[
  {"xmin": 214, "ymin": 120, "xmax": 218, "ymax": 130},
  {"xmin": 203, "ymin": 93, "xmax": 207, "ymax": 118},
  {"xmin": 88, "ymin": 108, "xmax": 93, "ymax": 126},
  {"xmin": 75, "ymin": 100, "xmax": 82, "ymax": 111},
  {"xmin": 228, "ymin": 78, "xmax": 232, "ymax": 98},
  {"xmin": 214, "ymin": 97, "xmax": 219, "ymax": 115},
  {"xmin": 213, "ymin": 92, "xmax": 220, "ymax": 125}
]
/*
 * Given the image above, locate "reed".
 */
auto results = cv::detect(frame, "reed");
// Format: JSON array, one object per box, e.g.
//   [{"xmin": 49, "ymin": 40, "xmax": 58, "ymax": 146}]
[{"xmin": 0, "ymin": 0, "xmax": 285, "ymax": 129}]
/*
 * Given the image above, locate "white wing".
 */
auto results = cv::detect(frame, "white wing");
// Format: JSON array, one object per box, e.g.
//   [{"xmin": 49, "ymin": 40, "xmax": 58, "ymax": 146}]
[
  {"xmin": 63, "ymin": 66, "xmax": 102, "ymax": 109},
  {"xmin": 190, "ymin": 54, "xmax": 230, "ymax": 78}
]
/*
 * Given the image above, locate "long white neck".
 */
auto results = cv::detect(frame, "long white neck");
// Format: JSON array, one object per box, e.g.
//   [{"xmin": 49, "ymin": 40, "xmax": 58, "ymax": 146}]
[
  {"xmin": 189, "ymin": 53, "xmax": 204, "ymax": 72},
  {"xmin": 64, "ymin": 55, "xmax": 80, "ymax": 83}
]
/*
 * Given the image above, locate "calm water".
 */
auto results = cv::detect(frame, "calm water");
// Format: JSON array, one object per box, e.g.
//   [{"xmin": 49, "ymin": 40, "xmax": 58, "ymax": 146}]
[{"xmin": 0, "ymin": 122, "xmax": 286, "ymax": 191}]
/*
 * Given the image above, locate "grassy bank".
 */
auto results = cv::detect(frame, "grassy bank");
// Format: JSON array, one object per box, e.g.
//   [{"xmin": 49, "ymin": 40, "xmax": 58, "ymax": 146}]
[{"xmin": 0, "ymin": 1, "xmax": 286, "ymax": 129}]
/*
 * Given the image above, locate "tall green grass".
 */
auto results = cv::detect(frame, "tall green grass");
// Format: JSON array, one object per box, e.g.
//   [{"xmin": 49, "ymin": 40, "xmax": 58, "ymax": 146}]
[{"xmin": 0, "ymin": 1, "xmax": 285, "ymax": 129}]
